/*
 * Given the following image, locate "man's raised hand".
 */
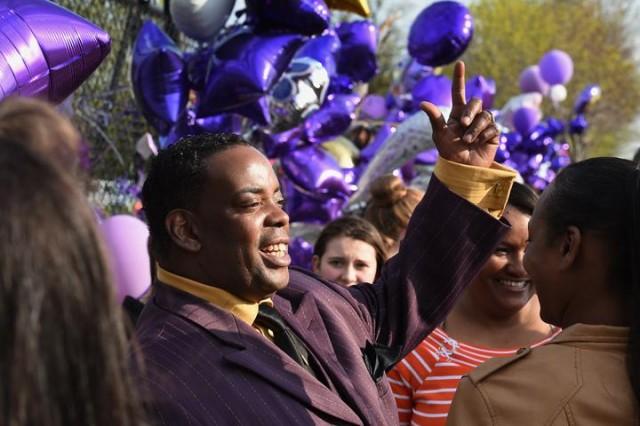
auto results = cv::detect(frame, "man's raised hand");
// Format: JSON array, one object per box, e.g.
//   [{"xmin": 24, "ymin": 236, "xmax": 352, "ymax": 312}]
[{"xmin": 421, "ymin": 61, "xmax": 499, "ymax": 168}]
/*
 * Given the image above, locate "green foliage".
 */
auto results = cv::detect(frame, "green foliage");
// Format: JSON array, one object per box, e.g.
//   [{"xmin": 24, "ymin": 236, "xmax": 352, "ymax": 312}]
[{"xmin": 461, "ymin": 0, "xmax": 640, "ymax": 157}]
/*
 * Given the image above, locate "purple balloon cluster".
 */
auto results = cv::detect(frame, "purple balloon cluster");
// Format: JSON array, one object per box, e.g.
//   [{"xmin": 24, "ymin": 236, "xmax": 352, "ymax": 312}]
[{"xmin": 0, "ymin": 0, "xmax": 111, "ymax": 102}]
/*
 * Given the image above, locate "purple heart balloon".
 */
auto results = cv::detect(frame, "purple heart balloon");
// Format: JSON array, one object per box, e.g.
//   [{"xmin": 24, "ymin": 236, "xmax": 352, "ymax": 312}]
[
  {"xmin": 412, "ymin": 75, "xmax": 453, "ymax": 109},
  {"xmin": 0, "ymin": 0, "xmax": 111, "ymax": 102},
  {"xmin": 246, "ymin": 0, "xmax": 330, "ymax": 35},
  {"xmin": 335, "ymin": 20, "xmax": 378, "ymax": 82},
  {"xmin": 408, "ymin": 1, "xmax": 474, "ymax": 67},
  {"xmin": 132, "ymin": 21, "xmax": 188, "ymax": 135},
  {"xmin": 198, "ymin": 32, "xmax": 303, "ymax": 123}
]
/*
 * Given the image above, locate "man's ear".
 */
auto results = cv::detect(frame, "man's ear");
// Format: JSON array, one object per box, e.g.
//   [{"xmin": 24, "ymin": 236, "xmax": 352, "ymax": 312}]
[
  {"xmin": 165, "ymin": 209, "xmax": 201, "ymax": 252},
  {"xmin": 311, "ymin": 255, "xmax": 321, "ymax": 273},
  {"xmin": 558, "ymin": 225, "xmax": 581, "ymax": 270}
]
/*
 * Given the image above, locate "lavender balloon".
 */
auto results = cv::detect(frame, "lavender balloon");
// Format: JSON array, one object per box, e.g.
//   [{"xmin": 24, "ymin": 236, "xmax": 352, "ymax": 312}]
[
  {"xmin": 101, "ymin": 215, "xmax": 151, "ymax": 303},
  {"xmin": 335, "ymin": 20, "xmax": 378, "ymax": 82},
  {"xmin": 466, "ymin": 75, "xmax": 496, "ymax": 109},
  {"xmin": 288, "ymin": 236, "xmax": 314, "ymax": 270},
  {"xmin": 539, "ymin": 50, "xmax": 574, "ymax": 85},
  {"xmin": 359, "ymin": 94, "xmax": 387, "ymax": 120},
  {"xmin": 519, "ymin": 65, "xmax": 549, "ymax": 95},
  {"xmin": 198, "ymin": 32, "xmax": 303, "ymax": 123},
  {"xmin": 132, "ymin": 21, "xmax": 188, "ymax": 135},
  {"xmin": 408, "ymin": 1, "xmax": 474, "ymax": 67},
  {"xmin": 246, "ymin": 0, "xmax": 330, "ymax": 35},
  {"xmin": 0, "ymin": 0, "xmax": 111, "ymax": 102},
  {"xmin": 512, "ymin": 106, "xmax": 541, "ymax": 136},
  {"xmin": 412, "ymin": 75, "xmax": 453, "ymax": 109}
]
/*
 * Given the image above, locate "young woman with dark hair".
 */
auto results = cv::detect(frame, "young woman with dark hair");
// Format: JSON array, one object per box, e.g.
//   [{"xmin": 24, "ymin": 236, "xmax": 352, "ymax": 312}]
[
  {"xmin": 0, "ymin": 142, "xmax": 145, "ymax": 426},
  {"xmin": 312, "ymin": 216, "xmax": 387, "ymax": 287},
  {"xmin": 390, "ymin": 182, "xmax": 560, "ymax": 425},
  {"xmin": 448, "ymin": 158, "xmax": 640, "ymax": 425}
]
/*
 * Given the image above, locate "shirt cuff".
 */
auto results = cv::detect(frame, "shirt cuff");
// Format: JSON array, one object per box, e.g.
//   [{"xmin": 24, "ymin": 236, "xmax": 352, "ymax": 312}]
[{"xmin": 434, "ymin": 157, "xmax": 517, "ymax": 218}]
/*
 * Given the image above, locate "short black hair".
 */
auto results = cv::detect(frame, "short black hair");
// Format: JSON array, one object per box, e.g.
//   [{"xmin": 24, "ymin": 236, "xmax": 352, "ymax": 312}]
[{"xmin": 141, "ymin": 133, "xmax": 250, "ymax": 259}]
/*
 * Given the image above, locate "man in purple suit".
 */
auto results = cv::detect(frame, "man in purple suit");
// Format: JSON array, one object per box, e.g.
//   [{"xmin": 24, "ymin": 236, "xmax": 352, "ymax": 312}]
[{"xmin": 134, "ymin": 62, "xmax": 516, "ymax": 425}]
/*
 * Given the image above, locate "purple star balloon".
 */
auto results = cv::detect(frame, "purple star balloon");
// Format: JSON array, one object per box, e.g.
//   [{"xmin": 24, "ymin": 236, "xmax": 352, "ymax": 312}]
[{"xmin": 0, "ymin": 0, "xmax": 111, "ymax": 102}]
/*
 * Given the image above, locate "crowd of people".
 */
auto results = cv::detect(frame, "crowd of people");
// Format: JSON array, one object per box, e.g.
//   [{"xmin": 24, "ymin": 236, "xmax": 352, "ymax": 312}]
[{"xmin": 0, "ymin": 61, "xmax": 638, "ymax": 425}]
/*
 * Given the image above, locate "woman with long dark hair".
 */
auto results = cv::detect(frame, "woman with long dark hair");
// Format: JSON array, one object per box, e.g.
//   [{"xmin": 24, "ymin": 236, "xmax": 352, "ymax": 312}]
[
  {"xmin": 0, "ymin": 141, "xmax": 145, "ymax": 425},
  {"xmin": 448, "ymin": 157, "xmax": 640, "ymax": 424}
]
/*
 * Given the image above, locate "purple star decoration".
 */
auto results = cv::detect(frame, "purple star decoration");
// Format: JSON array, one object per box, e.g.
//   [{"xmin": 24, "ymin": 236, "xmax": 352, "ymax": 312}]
[{"xmin": 0, "ymin": 0, "xmax": 111, "ymax": 103}]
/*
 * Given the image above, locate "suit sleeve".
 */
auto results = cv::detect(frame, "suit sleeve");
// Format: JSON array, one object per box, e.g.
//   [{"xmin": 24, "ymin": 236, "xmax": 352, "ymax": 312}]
[
  {"xmin": 447, "ymin": 377, "xmax": 494, "ymax": 426},
  {"xmin": 348, "ymin": 175, "xmax": 508, "ymax": 361}
]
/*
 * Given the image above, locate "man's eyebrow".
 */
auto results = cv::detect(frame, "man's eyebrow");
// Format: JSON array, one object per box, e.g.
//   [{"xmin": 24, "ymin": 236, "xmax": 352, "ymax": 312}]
[{"xmin": 236, "ymin": 187, "xmax": 264, "ymax": 195}]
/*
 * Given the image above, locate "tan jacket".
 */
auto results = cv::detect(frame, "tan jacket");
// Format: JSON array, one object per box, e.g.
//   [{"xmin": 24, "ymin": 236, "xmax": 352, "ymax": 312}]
[{"xmin": 447, "ymin": 324, "xmax": 638, "ymax": 426}]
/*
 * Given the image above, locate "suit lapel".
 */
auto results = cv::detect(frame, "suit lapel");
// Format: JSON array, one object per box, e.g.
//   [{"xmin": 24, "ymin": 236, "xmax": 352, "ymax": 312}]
[
  {"xmin": 154, "ymin": 283, "xmax": 362, "ymax": 425},
  {"xmin": 275, "ymin": 292, "xmax": 372, "ymax": 423}
]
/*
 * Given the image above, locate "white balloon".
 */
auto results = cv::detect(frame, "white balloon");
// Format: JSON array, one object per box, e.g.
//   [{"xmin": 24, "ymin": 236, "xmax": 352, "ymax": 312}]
[
  {"xmin": 170, "ymin": 0, "xmax": 236, "ymax": 42},
  {"xmin": 549, "ymin": 84, "xmax": 568, "ymax": 104}
]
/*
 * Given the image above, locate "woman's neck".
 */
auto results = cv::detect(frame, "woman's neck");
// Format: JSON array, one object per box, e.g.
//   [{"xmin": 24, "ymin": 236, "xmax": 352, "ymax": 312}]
[{"xmin": 443, "ymin": 294, "xmax": 555, "ymax": 349}]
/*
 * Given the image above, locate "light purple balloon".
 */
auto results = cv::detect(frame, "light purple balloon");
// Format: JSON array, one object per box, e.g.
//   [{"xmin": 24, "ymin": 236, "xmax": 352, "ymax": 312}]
[
  {"xmin": 519, "ymin": 65, "xmax": 549, "ymax": 95},
  {"xmin": 412, "ymin": 75, "xmax": 452, "ymax": 108},
  {"xmin": 198, "ymin": 32, "xmax": 303, "ymax": 122},
  {"xmin": 512, "ymin": 106, "xmax": 541, "ymax": 136},
  {"xmin": 539, "ymin": 50, "xmax": 574, "ymax": 85},
  {"xmin": 0, "ymin": 0, "xmax": 111, "ymax": 103},
  {"xmin": 101, "ymin": 215, "xmax": 151, "ymax": 303},
  {"xmin": 359, "ymin": 94, "xmax": 387, "ymax": 120},
  {"xmin": 295, "ymin": 33, "xmax": 341, "ymax": 76}
]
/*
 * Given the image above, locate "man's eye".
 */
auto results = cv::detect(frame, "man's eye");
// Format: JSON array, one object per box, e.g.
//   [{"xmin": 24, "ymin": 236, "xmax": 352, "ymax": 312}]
[
  {"xmin": 494, "ymin": 247, "xmax": 508, "ymax": 255},
  {"xmin": 329, "ymin": 260, "xmax": 343, "ymax": 267},
  {"xmin": 276, "ymin": 198, "xmax": 286, "ymax": 208}
]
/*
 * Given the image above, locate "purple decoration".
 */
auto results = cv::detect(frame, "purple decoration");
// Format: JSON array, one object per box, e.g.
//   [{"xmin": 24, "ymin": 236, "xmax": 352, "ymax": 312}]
[
  {"xmin": 574, "ymin": 84, "xmax": 601, "ymax": 115},
  {"xmin": 544, "ymin": 117, "xmax": 565, "ymax": 136},
  {"xmin": 256, "ymin": 126, "xmax": 305, "ymax": 158},
  {"xmin": 412, "ymin": 75, "xmax": 453, "ymax": 109},
  {"xmin": 289, "ymin": 195, "xmax": 345, "ymax": 223},
  {"xmin": 408, "ymin": 1, "xmax": 474, "ymax": 67},
  {"xmin": 246, "ymin": 0, "xmax": 330, "ymax": 35},
  {"xmin": 519, "ymin": 65, "xmax": 549, "ymax": 95},
  {"xmin": 359, "ymin": 123, "xmax": 396, "ymax": 163},
  {"xmin": 304, "ymin": 93, "xmax": 360, "ymax": 143},
  {"xmin": 401, "ymin": 58, "xmax": 433, "ymax": 92},
  {"xmin": 502, "ymin": 131, "xmax": 523, "ymax": 151},
  {"xmin": 512, "ymin": 106, "xmax": 541, "ymax": 136},
  {"xmin": 132, "ymin": 21, "xmax": 188, "ymax": 135},
  {"xmin": 281, "ymin": 145, "xmax": 352, "ymax": 196},
  {"xmin": 101, "ymin": 215, "xmax": 151, "ymax": 303},
  {"xmin": 198, "ymin": 32, "xmax": 303, "ymax": 122},
  {"xmin": 186, "ymin": 46, "xmax": 214, "ymax": 91},
  {"xmin": 289, "ymin": 236, "xmax": 314, "ymax": 270},
  {"xmin": 569, "ymin": 114, "xmax": 588, "ymax": 135},
  {"xmin": 539, "ymin": 49, "xmax": 574, "ymax": 85},
  {"xmin": 295, "ymin": 33, "xmax": 341, "ymax": 76},
  {"xmin": 414, "ymin": 148, "xmax": 439, "ymax": 165},
  {"xmin": 335, "ymin": 20, "xmax": 378, "ymax": 82},
  {"xmin": 551, "ymin": 155, "xmax": 571, "ymax": 171},
  {"xmin": 359, "ymin": 94, "xmax": 387, "ymax": 120},
  {"xmin": 327, "ymin": 74, "xmax": 354, "ymax": 96},
  {"xmin": 466, "ymin": 75, "xmax": 496, "ymax": 109},
  {"xmin": 162, "ymin": 108, "xmax": 242, "ymax": 148},
  {"xmin": 385, "ymin": 107, "xmax": 407, "ymax": 123},
  {"xmin": 494, "ymin": 142, "xmax": 510, "ymax": 163},
  {"xmin": 0, "ymin": 0, "xmax": 111, "ymax": 103}
]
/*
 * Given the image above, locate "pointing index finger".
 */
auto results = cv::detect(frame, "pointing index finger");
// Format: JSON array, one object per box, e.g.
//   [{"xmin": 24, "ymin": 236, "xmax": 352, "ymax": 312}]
[{"xmin": 450, "ymin": 61, "xmax": 467, "ymax": 117}]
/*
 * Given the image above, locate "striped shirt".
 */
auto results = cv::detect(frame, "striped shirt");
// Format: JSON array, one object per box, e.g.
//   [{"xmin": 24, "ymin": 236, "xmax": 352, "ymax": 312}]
[{"xmin": 388, "ymin": 327, "xmax": 561, "ymax": 426}]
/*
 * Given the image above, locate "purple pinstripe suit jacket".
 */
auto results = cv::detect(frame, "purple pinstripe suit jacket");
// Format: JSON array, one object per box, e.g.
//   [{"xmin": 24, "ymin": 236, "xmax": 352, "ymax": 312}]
[{"xmin": 134, "ymin": 177, "xmax": 507, "ymax": 425}]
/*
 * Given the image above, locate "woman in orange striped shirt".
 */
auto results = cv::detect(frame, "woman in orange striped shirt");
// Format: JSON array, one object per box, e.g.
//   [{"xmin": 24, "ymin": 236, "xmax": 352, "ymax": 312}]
[{"xmin": 388, "ymin": 182, "xmax": 560, "ymax": 426}]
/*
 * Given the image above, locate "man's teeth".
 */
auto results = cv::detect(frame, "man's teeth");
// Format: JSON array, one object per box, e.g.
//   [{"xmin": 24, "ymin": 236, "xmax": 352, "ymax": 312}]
[
  {"xmin": 261, "ymin": 243, "xmax": 288, "ymax": 257},
  {"xmin": 498, "ymin": 280, "xmax": 529, "ymax": 289}
]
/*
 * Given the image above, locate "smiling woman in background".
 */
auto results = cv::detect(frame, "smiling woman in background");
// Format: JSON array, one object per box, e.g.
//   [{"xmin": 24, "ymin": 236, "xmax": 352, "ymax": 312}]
[
  {"xmin": 312, "ymin": 216, "xmax": 387, "ymax": 287},
  {"xmin": 388, "ymin": 182, "xmax": 560, "ymax": 426}
]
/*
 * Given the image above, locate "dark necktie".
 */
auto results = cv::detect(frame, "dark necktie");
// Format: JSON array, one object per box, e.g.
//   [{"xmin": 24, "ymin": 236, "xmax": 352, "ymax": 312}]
[{"xmin": 255, "ymin": 304, "xmax": 317, "ymax": 377}]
